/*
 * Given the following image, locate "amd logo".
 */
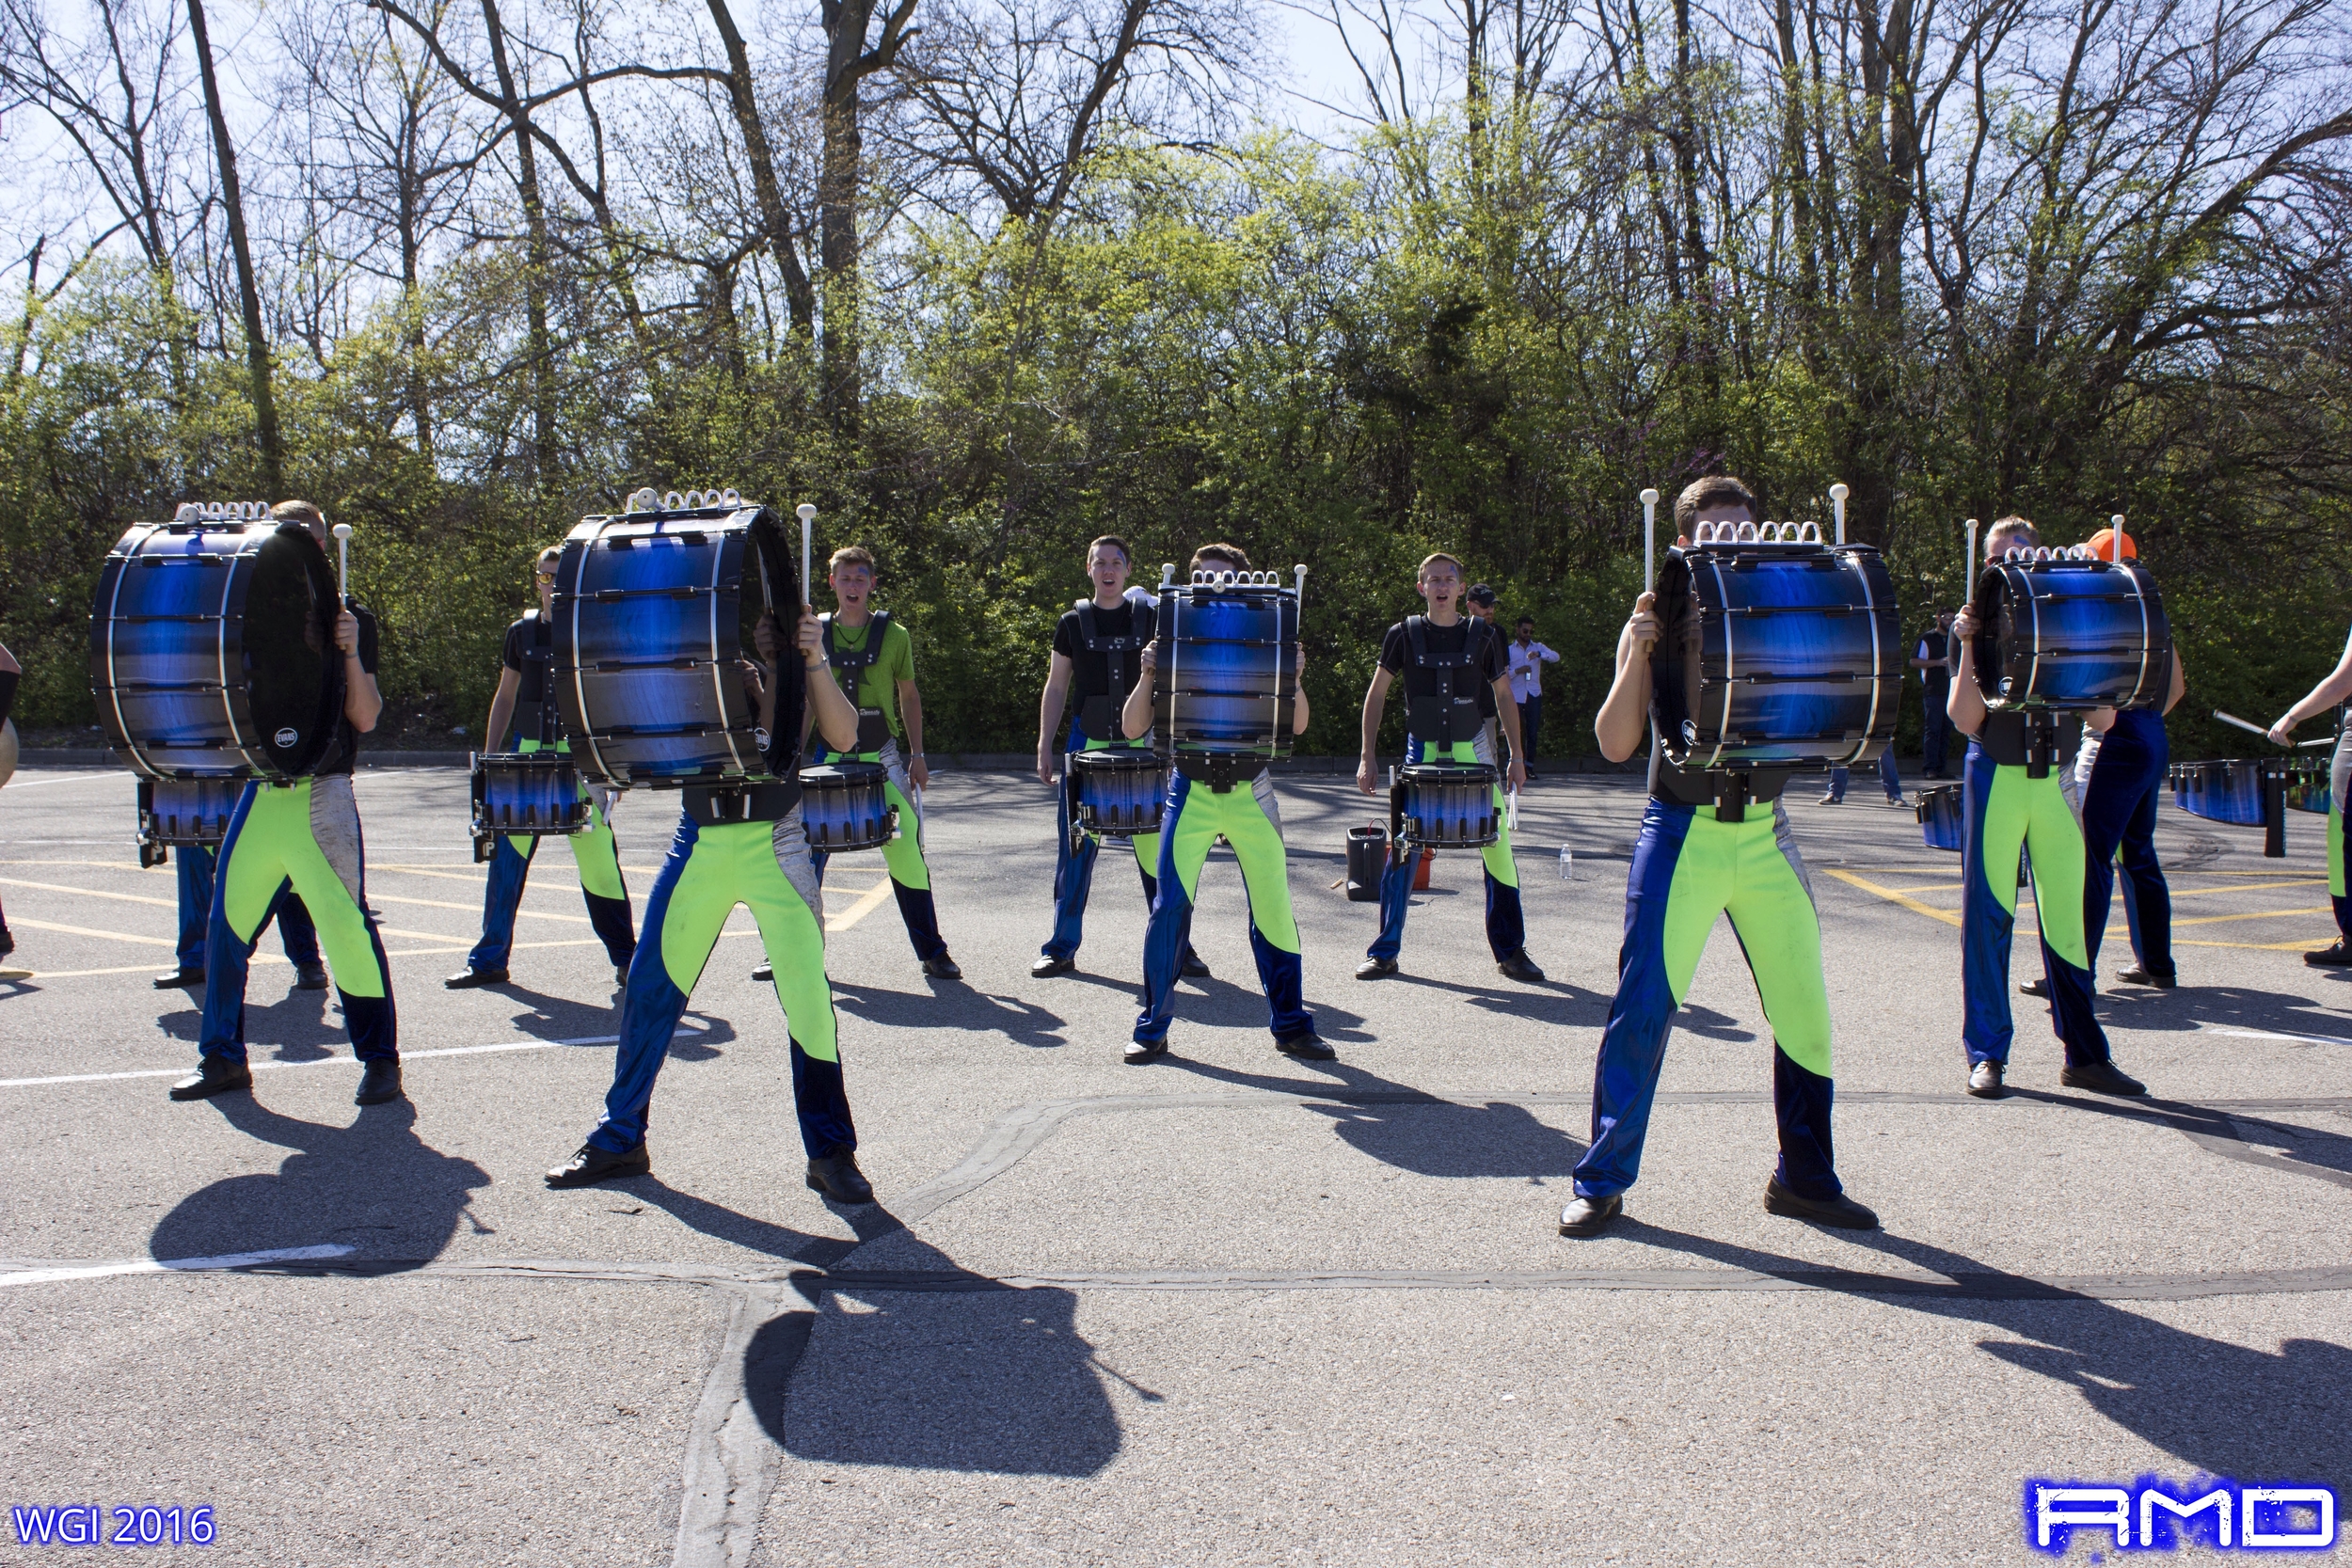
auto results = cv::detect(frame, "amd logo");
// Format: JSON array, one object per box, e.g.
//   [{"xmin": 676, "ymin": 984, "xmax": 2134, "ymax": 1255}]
[{"xmin": 2029, "ymin": 1480, "xmax": 2336, "ymax": 1553}]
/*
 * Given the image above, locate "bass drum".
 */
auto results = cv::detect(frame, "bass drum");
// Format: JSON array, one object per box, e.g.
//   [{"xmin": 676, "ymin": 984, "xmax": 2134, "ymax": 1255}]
[
  {"xmin": 89, "ymin": 509, "xmax": 344, "ymax": 781},
  {"xmin": 552, "ymin": 497, "xmax": 799, "ymax": 787},
  {"xmin": 1154, "ymin": 574, "xmax": 1299, "ymax": 757},
  {"xmin": 1649, "ymin": 531, "xmax": 1901, "ymax": 770},
  {"xmin": 1971, "ymin": 552, "xmax": 2171, "ymax": 711}
]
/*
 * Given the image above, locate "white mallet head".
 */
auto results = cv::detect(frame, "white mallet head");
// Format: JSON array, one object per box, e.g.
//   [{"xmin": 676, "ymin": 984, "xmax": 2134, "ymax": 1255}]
[
  {"xmin": 797, "ymin": 503, "xmax": 817, "ymax": 523},
  {"xmin": 332, "ymin": 523, "xmax": 352, "ymax": 541}
]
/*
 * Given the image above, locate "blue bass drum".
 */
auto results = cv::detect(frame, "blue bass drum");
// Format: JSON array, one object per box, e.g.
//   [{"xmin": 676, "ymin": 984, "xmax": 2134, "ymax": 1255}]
[
  {"xmin": 1971, "ymin": 552, "xmax": 2171, "ymax": 711},
  {"xmin": 2169, "ymin": 759, "xmax": 2265, "ymax": 826},
  {"xmin": 1070, "ymin": 748, "xmax": 1168, "ymax": 837},
  {"xmin": 552, "ymin": 495, "xmax": 799, "ymax": 787},
  {"xmin": 1915, "ymin": 784, "xmax": 1964, "ymax": 852},
  {"xmin": 1154, "ymin": 574, "xmax": 1299, "ymax": 756},
  {"xmin": 1649, "ymin": 528, "xmax": 1901, "ymax": 769},
  {"xmin": 800, "ymin": 762, "xmax": 896, "ymax": 851},
  {"xmin": 89, "ymin": 505, "xmax": 344, "ymax": 782},
  {"xmin": 1393, "ymin": 763, "xmax": 1499, "ymax": 847}
]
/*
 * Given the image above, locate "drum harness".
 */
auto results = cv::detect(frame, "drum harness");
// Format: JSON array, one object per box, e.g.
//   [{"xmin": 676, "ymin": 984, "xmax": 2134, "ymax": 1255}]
[
  {"xmin": 1073, "ymin": 599, "xmax": 1153, "ymax": 747},
  {"xmin": 821, "ymin": 610, "xmax": 896, "ymax": 755},
  {"xmin": 1392, "ymin": 615, "xmax": 1493, "ymax": 839}
]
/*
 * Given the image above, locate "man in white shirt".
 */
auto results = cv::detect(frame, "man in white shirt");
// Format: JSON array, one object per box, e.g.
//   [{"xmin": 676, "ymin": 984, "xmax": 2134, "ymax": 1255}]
[{"xmin": 1506, "ymin": 618, "xmax": 1561, "ymax": 778}]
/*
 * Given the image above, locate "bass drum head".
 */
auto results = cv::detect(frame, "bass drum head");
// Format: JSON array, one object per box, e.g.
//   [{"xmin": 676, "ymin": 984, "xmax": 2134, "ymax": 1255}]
[
  {"xmin": 0, "ymin": 718, "xmax": 15, "ymax": 789},
  {"xmin": 242, "ymin": 526, "xmax": 343, "ymax": 778},
  {"xmin": 1645, "ymin": 554, "xmax": 1706, "ymax": 757},
  {"xmin": 738, "ymin": 512, "xmax": 801, "ymax": 779}
]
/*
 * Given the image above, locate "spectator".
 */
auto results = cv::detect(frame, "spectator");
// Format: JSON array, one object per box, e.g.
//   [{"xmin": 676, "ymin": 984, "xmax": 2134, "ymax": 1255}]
[
  {"xmin": 1914, "ymin": 609, "xmax": 1957, "ymax": 778},
  {"xmin": 1506, "ymin": 617, "xmax": 1560, "ymax": 777}
]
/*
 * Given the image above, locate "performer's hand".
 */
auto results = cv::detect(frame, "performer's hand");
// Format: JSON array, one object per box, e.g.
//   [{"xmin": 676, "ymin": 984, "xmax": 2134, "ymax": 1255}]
[
  {"xmin": 1625, "ymin": 592, "xmax": 1661, "ymax": 649},
  {"xmin": 753, "ymin": 611, "xmax": 779, "ymax": 663},
  {"xmin": 1356, "ymin": 757, "xmax": 1378, "ymax": 795},
  {"xmin": 796, "ymin": 608, "xmax": 826, "ymax": 668},
  {"xmin": 1136, "ymin": 641, "xmax": 1157, "ymax": 673},
  {"xmin": 334, "ymin": 607, "xmax": 360, "ymax": 657},
  {"xmin": 1037, "ymin": 749, "xmax": 1057, "ymax": 787},
  {"xmin": 1507, "ymin": 757, "xmax": 1527, "ymax": 792},
  {"xmin": 2268, "ymin": 714, "xmax": 2298, "ymax": 745},
  {"xmin": 1951, "ymin": 604, "xmax": 1981, "ymax": 641},
  {"xmin": 1295, "ymin": 644, "xmax": 1308, "ymax": 673},
  {"xmin": 908, "ymin": 754, "xmax": 930, "ymax": 790},
  {"xmin": 739, "ymin": 658, "xmax": 768, "ymax": 700}
]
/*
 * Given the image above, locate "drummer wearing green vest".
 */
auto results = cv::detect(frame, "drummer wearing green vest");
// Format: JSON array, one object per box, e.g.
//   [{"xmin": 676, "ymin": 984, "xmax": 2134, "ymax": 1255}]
[{"xmin": 755, "ymin": 544, "xmax": 961, "ymax": 980}]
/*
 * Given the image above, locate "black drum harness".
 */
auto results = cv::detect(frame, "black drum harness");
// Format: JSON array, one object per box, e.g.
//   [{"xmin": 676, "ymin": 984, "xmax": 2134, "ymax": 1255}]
[
  {"xmin": 1403, "ymin": 615, "xmax": 1489, "ymax": 755},
  {"xmin": 821, "ymin": 610, "xmax": 895, "ymax": 756},
  {"xmin": 1072, "ymin": 599, "xmax": 1154, "ymax": 748},
  {"xmin": 516, "ymin": 610, "xmax": 564, "ymax": 749}
]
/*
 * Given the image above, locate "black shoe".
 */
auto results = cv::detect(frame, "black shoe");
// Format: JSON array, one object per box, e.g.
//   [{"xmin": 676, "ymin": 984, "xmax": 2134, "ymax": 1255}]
[
  {"xmin": 614, "ymin": 964, "xmax": 629, "ymax": 988},
  {"xmin": 153, "ymin": 967, "xmax": 204, "ymax": 990},
  {"xmin": 1967, "ymin": 1059, "xmax": 2006, "ymax": 1098},
  {"xmin": 1031, "ymin": 954, "xmax": 1075, "ymax": 977},
  {"xmin": 2018, "ymin": 976, "xmax": 2050, "ymax": 999},
  {"xmin": 443, "ymin": 968, "xmax": 508, "ymax": 990},
  {"xmin": 294, "ymin": 963, "xmax": 330, "ymax": 990},
  {"xmin": 546, "ymin": 1141, "xmax": 650, "ymax": 1187},
  {"xmin": 2114, "ymin": 967, "xmax": 2176, "ymax": 989},
  {"xmin": 806, "ymin": 1148, "xmax": 875, "ymax": 1204},
  {"xmin": 751, "ymin": 961, "xmax": 773, "ymax": 983},
  {"xmin": 922, "ymin": 954, "xmax": 963, "ymax": 979},
  {"xmin": 2060, "ymin": 1058, "xmax": 2146, "ymax": 1097},
  {"xmin": 1764, "ymin": 1176, "xmax": 1879, "ymax": 1229},
  {"xmin": 1277, "ymin": 1033, "xmax": 1337, "ymax": 1061},
  {"xmin": 168, "ymin": 1057, "xmax": 252, "ymax": 1101},
  {"xmin": 1180, "ymin": 954, "xmax": 1211, "ymax": 979},
  {"xmin": 0, "ymin": 927, "xmax": 12, "ymax": 958},
  {"xmin": 2304, "ymin": 941, "xmax": 2352, "ymax": 968},
  {"xmin": 1496, "ymin": 949, "xmax": 1546, "ymax": 983},
  {"xmin": 1814, "ymin": 795, "xmax": 1844, "ymax": 806},
  {"xmin": 1124, "ymin": 1039, "xmax": 1168, "ymax": 1065},
  {"xmin": 355, "ymin": 1058, "xmax": 405, "ymax": 1105},
  {"xmin": 1355, "ymin": 957, "xmax": 1398, "ymax": 980},
  {"xmin": 1559, "ymin": 1194, "xmax": 1622, "ymax": 1236}
]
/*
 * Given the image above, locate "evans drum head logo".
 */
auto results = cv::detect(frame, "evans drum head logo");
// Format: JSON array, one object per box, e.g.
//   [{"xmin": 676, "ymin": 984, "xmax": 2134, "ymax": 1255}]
[
  {"xmin": 754, "ymin": 727, "xmax": 772, "ymax": 751},
  {"xmin": 274, "ymin": 727, "xmax": 299, "ymax": 749}
]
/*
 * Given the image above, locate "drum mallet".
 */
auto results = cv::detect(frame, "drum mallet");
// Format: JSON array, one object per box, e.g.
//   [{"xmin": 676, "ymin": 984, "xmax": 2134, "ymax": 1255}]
[
  {"xmin": 796, "ymin": 503, "xmax": 817, "ymax": 611},
  {"xmin": 1640, "ymin": 488, "xmax": 1659, "ymax": 591},
  {"xmin": 332, "ymin": 522, "xmax": 352, "ymax": 606},
  {"xmin": 1830, "ymin": 483, "xmax": 1849, "ymax": 546},
  {"xmin": 2109, "ymin": 514, "xmax": 2125, "ymax": 562},
  {"xmin": 1965, "ymin": 517, "xmax": 1979, "ymax": 575}
]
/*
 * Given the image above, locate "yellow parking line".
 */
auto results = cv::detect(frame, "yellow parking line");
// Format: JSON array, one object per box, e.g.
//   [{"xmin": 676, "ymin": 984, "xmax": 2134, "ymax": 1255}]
[
  {"xmin": 369, "ymin": 892, "xmax": 592, "ymax": 925},
  {"xmin": 8, "ymin": 918, "xmax": 180, "ymax": 948},
  {"xmin": 2165, "ymin": 907, "xmax": 2333, "ymax": 928},
  {"xmin": 826, "ymin": 880, "xmax": 896, "ymax": 933},
  {"xmin": 0, "ymin": 877, "xmax": 176, "ymax": 910},
  {"xmin": 1820, "ymin": 869, "xmax": 1962, "ymax": 927}
]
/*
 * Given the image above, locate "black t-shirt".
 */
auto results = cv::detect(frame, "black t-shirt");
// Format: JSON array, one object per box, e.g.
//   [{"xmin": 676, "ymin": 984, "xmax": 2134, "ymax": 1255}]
[
  {"xmin": 312, "ymin": 601, "xmax": 380, "ymax": 778},
  {"xmin": 1915, "ymin": 629, "xmax": 1951, "ymax": 694},
  {"xmin": 501, "ymin": 610, "xmax": 562, "ymax": 744},
  {"xmin": 1377, "ymin": 618, "xmax": 1506, "ymax": 697}
]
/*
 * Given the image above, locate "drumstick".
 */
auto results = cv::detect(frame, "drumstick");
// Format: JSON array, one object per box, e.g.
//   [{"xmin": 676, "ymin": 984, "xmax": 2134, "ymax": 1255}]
[
  {"xmin": 332, "ymin": 522, "xmax": 352, "ymax": 604},
  {"xmin": 1830, "ymin": 483, "xmax": 1849, "ymax": 547},
  {"xmin": 796, "ymin": 503, "xmax": 817, "ymax": 612},
  {"xmin": 1639, "ymin": 489, "xmax": 1659, "ymax": 590},
  {"xmin": 2215, "ymin": 709, "xmax": 2335, "ymax": 747}
]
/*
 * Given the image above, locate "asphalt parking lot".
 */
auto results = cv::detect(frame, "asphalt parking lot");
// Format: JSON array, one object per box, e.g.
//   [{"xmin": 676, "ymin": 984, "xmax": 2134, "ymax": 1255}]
[{"xmin": 1, "ymin": 758, "xmax": 2346, "ymax": 1566}]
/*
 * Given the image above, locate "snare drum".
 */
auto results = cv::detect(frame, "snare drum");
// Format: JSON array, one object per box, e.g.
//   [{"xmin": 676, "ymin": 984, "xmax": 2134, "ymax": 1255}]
[
  {"xmin": 471, "ymin": 752, "xmax": 591, "ymax": 850},
  {"xmin": 552, "ymin": 495, "xmax": 799, "ymax": 787},
  {"xmin": 800, "ymin": 762, "xmax": 896, "ymax": 851},
  {"xmin": 89, "ymin": 505, "xmax": 345, "ymax": 781},
  {"xmin": 1971, "ymin": 552, "xmax": 2172, "ymax": 711},
  {"xmin": 1393, "ymin": 763, "xmax": 1500, "ymax": 847},
  {"xmin": 2283, "ymin": 757, "xmax": 2331, "ymax": 815},
  {"xmin": 2169, "ymin": 759, "xmax": 2266, "ymax": 825},
  {"xmin": 1648, "ymin": 531, "xmax": 1902, "ymax": 769},
  {"xmin": 1155, "ymin": 575, "xmax": 1299, "ymax": 757},
  {"xmin": 1071, "ymin": 748, "xmax": 1168, "ymax": 837},
  {"xmin": 138, "ymin": 776, "xmax": 245, "ymax": 853},
  {"xmin": 1915, "ymin": 784, "xmax": 1964, "ymax": 852}
]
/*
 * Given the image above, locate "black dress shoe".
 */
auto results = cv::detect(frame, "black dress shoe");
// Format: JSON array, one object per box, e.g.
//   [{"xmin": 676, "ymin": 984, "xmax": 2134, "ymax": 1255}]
[
  {"xmin": 1496, "ymin": 949, "xmax": 1546, "ymax": 983},
  {"xmin": 443, "ymin": 968, "xmax": 508, "ymax": 989},
  {"xmin": 167, "ymin": 1057, "xmax": 252, "ymax": 1101},
  {"xmin": 2060, "ymin": 1058, "xmax": 2147, "ymax": 1096},
  {"xmin": 614, "ymin": 964, "xmax": 629, "ymax": 988},
  {"xmin": 806, "ymin": 1148, "xmax": 876, "ymax": 1204},
  {"xmin": 751, "ymin": 961, "xmax": 773, "ymax": 983},
  {"xmin": 1559, "ymin": 1194, "xmax": 1622, "ymax": 1236},
  {"xmin": 2304, "ymin": 940, "xmax": 2352, "ymax": 968},
  {"xmin": 1355, "ymin": 957, "xmax": 1398, "ymax": 980},
  {"xmin": 2017, "ymin": 976, "xmax": 2051, "ymax": 998},
  {"xmin": 1031, "ymin": 954, "xmax": 1075, "ymax": 977},
  {"xmin": 294, "ymin": 963, "xmax": 330, "ymax": 990},
  {"xmin": 1180, "ymin": 954, "xmax": 1211, "ymax": 978},
  {"xmin": 1124, "ymin": 1039, "xmax": 1168, "ymax": 1065},
  {"xmin": 1277, "ymin": 1033, "xmax": 1337, "ymax": 1060},
  {"xmin": 922, "ymin": 954, "xmax": 963, "ymax": 979},
  {"xmin": 1764, "ymin": 1176, "xmax": 1879, "ymax": 1229},
  {"xmin": 546, "ymin": 1141, "xmax": 650, "ymax": 1187},
  {"xmin": 153, "ymin": 967, "xmax": 204, "ymax": 990},
  {"xmin": 1967, "ymin": 1059, "xmax": 2006, "ymax": 1098},
  {"xmin": 354, "ymin": 1058, "xmax": 405, "ymax": 1105},
  {"xmin": 2114, "ymin": 967, "xmax": 2176, "ymax": 989}
]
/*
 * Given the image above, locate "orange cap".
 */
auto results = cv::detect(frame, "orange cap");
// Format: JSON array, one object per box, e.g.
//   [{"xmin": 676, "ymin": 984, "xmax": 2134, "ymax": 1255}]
[{"xmin": 2086, "ymin": 526, "xmax": 2136, "ymax": 561}]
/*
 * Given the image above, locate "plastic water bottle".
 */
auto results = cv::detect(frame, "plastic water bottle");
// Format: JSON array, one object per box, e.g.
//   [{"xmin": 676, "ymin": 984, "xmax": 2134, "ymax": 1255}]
[{"xmin": 1558, "ymin": 845, "xmax": 1576, "ymax": 880}]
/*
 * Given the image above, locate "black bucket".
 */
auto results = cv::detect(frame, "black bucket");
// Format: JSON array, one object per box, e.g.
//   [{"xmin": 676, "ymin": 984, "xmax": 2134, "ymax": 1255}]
[{"xmin": 1345, "ymin": 825, "xmax": 1388, "ymax": 902}]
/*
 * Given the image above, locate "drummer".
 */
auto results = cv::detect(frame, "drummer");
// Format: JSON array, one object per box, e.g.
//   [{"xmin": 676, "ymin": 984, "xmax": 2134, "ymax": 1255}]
[
  {"xmin": 1947, "ymin": 515, "xmax": 2148, "ymax": 1099},
  {"xmin": 2267, "ymin": 623, "xmax": 2352, "ymax": 966},
  {"xmin": 446, "ymin": 546, "xmax": 639, "ymax": 991},
  {"xmin": 757, "ymin": 545, "xmax": 961, "ymax": 981},
  {"xmin": 1123, "ymin": 543, "xmax": 1331, "ymax": 1064},
  {"xmin": 548, "ymin": 605, "xmax": 874, "ymax": 1203},
  {"xmin": 1030, "ymin": 536, "xmax": 1207, "ymax": 980},
  {"xmin": 154, "ymin": 835, "xmax": 326, "ymax": 994},
  {"xmin": 1560, "ymin": 476, "xmax": 1877, "ymax": 1237},
  {"xmin": 171, "ymin": 500, "xmax": 404, "ymax": 1107},
  {"xmin": 1353, "ymin": 553, "xmax": 1542, "ymax": 983}
]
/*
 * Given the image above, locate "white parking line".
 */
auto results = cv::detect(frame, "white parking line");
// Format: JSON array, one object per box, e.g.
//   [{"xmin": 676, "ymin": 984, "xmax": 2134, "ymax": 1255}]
[
  {"xmin": 0, "ymin": 1020, "xmax": 708, "ymax": 1089},
  {"xmin": 2217, "ymin": 1027, "xmax": 2352, "ymax": 1049},
  {"xmin": 0, "ymin": 1243, "xmax": 356, "ymax": 1288}
]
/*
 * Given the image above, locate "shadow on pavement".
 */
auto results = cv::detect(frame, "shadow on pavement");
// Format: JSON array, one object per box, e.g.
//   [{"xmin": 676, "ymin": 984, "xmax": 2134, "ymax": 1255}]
[{"xmin": 831, "ymin": 979, "xmax": 1069, "ymax": 1049}]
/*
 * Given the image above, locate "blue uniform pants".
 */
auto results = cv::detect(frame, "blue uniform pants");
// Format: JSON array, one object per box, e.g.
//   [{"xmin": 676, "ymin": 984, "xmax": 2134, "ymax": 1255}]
[
  {"xmin": 1367, "ymin": 736, "xmax": 1525, "ymax": 962},
  {"xmin": 1135, "ymin": 771, "xmax": 1313, "ymax": 1046},
  {"xmin": 1825, "ymin": 750, "xmax": 1902, "ymax": 801},
  {"xmin": 1041, "ymin": 730, "xmax": 1199, "ymax": 968},
  {"xmin": 1960, "ymin": 740, "xmax": 2110, "ymax": 1067},
  {"xmin": 2079, "ymin": 712, "xmax": 2171, "ymax": 980},
  {"xmin": 176, "ymin": 842, "xmax": 319, "ymax": 972}
]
